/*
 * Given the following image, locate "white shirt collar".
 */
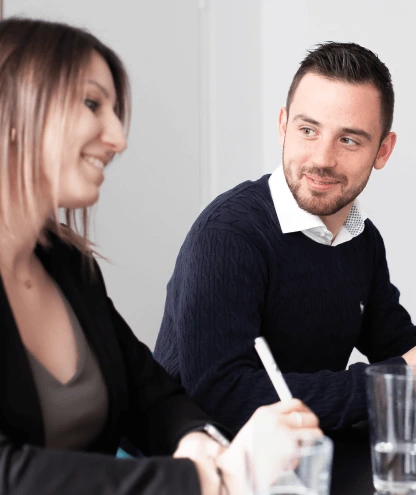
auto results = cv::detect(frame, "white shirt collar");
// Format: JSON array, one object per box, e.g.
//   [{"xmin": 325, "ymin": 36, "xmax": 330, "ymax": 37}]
[{"xmin": 268, "ymin": 164, "xmax": 367, "ymax": 247}]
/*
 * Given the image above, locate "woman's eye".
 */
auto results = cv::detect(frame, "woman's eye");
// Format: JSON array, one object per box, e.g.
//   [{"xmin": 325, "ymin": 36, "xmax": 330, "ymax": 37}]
[{"xmin": 84, "ymin": 98, "xmax": 100, "ymax": 112}]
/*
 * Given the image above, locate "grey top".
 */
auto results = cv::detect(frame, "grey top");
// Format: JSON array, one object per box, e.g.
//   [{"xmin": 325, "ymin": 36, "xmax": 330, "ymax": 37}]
[{"xmin": 26, "ymin": 289, "xmax": 109, "ymax": 450}]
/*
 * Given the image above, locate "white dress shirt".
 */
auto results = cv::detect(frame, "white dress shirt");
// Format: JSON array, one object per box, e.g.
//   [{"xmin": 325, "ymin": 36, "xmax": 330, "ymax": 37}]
[{"xmin": 268, "ymin": 164, "xmax": 367, "ymax": 247}]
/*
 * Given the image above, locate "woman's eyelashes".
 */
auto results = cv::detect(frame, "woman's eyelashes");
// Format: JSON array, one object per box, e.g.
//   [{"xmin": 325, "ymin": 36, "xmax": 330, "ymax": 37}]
[{"xmin": 84, "ymin": 97, "xmax": 101, "ymax": 112}]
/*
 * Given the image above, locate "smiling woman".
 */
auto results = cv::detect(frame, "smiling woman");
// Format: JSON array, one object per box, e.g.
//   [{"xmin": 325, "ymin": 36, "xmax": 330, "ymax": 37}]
[
  {"xmin": 47, "ymin": 51, "xmax": 128, "ymax": 211},
  {"xmin": 0, "ymin": 16, "xmax": 322, "ymax": 495},
  {"xmin": 0, "ymin": 18, "xmax": 130, "ymax": 255}
]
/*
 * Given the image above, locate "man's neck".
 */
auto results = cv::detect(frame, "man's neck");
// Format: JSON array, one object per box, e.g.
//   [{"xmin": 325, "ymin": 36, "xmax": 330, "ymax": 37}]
[{"xmin": 319, "ymin": 202, "xmax": 353, "ymax": 239}]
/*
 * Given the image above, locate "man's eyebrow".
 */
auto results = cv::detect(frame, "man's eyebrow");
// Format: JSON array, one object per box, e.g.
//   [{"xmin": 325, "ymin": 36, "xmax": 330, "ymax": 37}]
[
  {"xmin": 88, "ymin": 80, "xmax": 110, "ymax": 99},
  {"xmin": 293, "ymin": 114, "xmax": 372, "ymax": 141},
  {"xmin": 293, "ymin": 114, "xmax": 320, "ymax": 126},
  {"xmin": 340, "ymin": 127, "xmax": 372, "ymax": 142}
]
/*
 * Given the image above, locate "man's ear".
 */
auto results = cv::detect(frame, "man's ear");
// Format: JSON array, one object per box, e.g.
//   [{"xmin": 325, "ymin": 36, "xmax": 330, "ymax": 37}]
[
  {"xmin": 374, "ymin": 132, "xmax": 396, "ymax": 170},
  {"xmin": 278, "ymin": 107, "xmax": 288, "ymax": 148}
]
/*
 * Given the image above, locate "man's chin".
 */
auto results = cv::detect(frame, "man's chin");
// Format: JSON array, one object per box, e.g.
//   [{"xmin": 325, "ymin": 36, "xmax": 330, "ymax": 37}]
[{"xmin": 294, "ymin": 194, "xmax": 345, "ymax": 216}]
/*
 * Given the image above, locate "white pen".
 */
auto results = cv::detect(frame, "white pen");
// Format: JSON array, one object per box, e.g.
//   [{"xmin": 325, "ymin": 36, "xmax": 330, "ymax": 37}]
[{"xmin": 254, "ymin": 337, "xmax": 293, "ymax": 401}]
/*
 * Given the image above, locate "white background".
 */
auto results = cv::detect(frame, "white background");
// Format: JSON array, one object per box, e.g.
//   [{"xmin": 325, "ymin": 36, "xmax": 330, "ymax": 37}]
[{"xmin": 5, "ymin": 1, "xmax": 415, "ymax": 367}]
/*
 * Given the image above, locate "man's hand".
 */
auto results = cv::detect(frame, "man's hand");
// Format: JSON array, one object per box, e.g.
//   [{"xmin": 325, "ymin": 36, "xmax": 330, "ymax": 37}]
[
  {"xmin": 217, "ymin": 399, "xmax": 322, "ymax": 494},
  {"xmin": 174, "ymin": 399, "xmax": 321, "ymax": 495},
  {"xmin": 402, "ymin": 346, "xmax": 416, "ymax": 365}
]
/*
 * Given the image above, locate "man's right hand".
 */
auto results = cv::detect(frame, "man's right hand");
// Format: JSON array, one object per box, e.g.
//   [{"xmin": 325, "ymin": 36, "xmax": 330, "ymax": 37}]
[
  {"xmin": 402, "ymin": 346, "xmax": 416, "ymax": 365},
  {"xmin": 216, "ymin": 399, "xmax": 322, "ymax": 494}
]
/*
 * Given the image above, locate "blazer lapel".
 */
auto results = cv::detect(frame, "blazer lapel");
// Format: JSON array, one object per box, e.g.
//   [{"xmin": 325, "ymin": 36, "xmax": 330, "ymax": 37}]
[
  {"xmin": 40, "ymin": 242, "xmax": 129, "ymax": 433},
  {"xmin": 0, "ymin": 276, "xmax": 45, "ymax": 446}
]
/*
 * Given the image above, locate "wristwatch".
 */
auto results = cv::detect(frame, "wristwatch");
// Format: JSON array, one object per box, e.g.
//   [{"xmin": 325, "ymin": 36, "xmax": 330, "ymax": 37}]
[{"xmin": 202, "ymin": 423, "xmax": 230, "ymax": 447}]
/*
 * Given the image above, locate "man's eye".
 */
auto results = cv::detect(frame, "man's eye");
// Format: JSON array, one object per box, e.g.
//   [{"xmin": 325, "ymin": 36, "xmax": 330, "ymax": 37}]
[
  {"xmin": 341, "ymin": 137, "xmax": 358, "ymax": 145},
  {"xmin": 301, "ymin": 127, "xmax": 315, "ymax": 136},
  {"xmin": 84, "ymin": 98, "xmax": 100, "ymax": 112}
]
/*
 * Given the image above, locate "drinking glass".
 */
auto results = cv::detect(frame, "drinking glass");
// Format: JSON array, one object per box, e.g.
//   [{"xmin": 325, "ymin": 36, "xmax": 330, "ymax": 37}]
[
  {"xmin": 266, "ymin": 436, "xmax": 334, "ymax": 495},
  {"xmin": 366, "ymin": 364, "xmax": 416, "ymax": 495},
  {"xmin": 244, "ymin": 433, "xmax": 334, "ymax": 495}
]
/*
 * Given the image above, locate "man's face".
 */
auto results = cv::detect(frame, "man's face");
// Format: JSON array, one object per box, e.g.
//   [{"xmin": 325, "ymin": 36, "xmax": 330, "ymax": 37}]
[{"xmin": 278, "ymin": 72, "xmax": 396, "ymax": 217}]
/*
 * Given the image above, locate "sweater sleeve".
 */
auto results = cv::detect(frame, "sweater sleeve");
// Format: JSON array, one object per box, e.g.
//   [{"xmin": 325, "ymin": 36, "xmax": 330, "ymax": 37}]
[
  {"xmin": 0, "ymin": 430, "xmax": 200, "ymax": 495},
  {"xmin": 154, "ymin": 226, "xmax": 411, "ymax": 435},
  {"xmin": 355, "ymin": 224, "xmax": 415, "ymax": 362}
]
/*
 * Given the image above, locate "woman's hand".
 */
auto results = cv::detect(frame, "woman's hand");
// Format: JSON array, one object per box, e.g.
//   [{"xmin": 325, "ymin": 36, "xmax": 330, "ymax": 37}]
[
  {"xmin": 173, "ymin": 431, "xmax": 227, "ymax": 495},
  {"xmin": 217, "ymin": 399, "xmax": 322, "ymax": 494},
  {"xmin": 173, "ymin": 431, "xmax": 226, "ymax": 461},
  {"xmin": 173, "ymin": 399, "xmax": 321, "ymax": 495}
]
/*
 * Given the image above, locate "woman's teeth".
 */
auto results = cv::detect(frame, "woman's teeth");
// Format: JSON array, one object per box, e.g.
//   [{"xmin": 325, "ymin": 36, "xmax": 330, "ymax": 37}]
[{"xmin": 83, "ymin": 154, "xmax": 104, "ymax": 170}]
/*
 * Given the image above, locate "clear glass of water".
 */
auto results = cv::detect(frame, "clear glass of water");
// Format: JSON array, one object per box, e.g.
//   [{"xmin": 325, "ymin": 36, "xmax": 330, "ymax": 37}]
[
  {"xmin": 366, "ymin": 364, "xmax": 416, "ymax": 494},
  {"xmin": 268, "ymin": 436, "xmax": 334, "ymax": 495}
]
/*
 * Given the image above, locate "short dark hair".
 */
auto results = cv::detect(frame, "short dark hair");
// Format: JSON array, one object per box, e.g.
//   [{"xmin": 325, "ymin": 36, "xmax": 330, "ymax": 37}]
[{"xmin": 286, "ymin": 42, "xmax": 394, "ymax": 141}]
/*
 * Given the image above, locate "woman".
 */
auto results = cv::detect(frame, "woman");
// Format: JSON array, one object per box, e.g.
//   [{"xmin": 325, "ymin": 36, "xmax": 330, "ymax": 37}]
[{"xmin": 0, "ymin": 17, "xmax": 321, "ymax": 494}]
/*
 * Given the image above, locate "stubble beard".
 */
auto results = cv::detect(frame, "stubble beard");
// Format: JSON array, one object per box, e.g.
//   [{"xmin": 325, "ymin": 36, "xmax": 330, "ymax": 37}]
[{"xmin": 282, "ymin": 149, "xmax": 375, "ymax": 217}]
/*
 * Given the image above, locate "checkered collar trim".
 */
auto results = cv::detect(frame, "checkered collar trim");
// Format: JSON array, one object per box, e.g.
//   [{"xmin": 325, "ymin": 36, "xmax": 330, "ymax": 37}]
[{"xmin": 343, "ymin": 203, "xmax": 365, "ymax": 237}]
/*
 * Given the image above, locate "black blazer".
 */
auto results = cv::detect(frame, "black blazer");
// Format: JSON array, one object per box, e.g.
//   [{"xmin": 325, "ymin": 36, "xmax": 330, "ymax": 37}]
[{"xmin": 0, "ymin": 234, "xmax": 217, "ymax": 494}]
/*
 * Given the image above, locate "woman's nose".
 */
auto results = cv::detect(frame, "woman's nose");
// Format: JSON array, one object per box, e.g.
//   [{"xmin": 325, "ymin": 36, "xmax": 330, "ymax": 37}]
[{"xmin": 100, "ymin": 113, "xmax": 128, "ymax": 153}]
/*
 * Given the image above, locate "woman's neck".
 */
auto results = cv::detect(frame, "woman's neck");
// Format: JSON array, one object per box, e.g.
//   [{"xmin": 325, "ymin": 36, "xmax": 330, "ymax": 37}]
[{"xmin": 0, "ymin": 211, "xmax": 49, "ymax": 280}]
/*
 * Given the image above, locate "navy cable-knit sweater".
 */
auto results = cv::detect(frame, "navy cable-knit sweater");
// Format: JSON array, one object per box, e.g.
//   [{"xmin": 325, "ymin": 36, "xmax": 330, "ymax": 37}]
[{"xmin": 154, "ymin": 174, "xmax": 415, "ymax": 435}]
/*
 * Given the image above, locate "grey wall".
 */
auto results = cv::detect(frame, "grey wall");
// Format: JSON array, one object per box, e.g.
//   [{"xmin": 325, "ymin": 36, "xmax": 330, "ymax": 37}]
[{"xmin": 260, "ymin": 0, "xmax": 416, "ymax": 364}]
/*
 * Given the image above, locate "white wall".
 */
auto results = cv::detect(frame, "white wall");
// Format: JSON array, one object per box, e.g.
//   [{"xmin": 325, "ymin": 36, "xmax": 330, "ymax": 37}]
[
  {"xmin": 260, "ymin": 0, "xmax": 416, "ymax": 364},
  {"xmin": 201, "ymin": 0, "xmax": 263, "ymax": 203},
  {"xmin": 4, "ymin": 1, "xmax": 415, "ymax": 361},
  {"xmin": 6, "ymin": 0, "xmax": 203, "ymax": 349}
]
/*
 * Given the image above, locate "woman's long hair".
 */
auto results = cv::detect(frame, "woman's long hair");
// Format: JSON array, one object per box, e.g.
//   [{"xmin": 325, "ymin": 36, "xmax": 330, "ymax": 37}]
[{"xmin": 0, "ymin": 17, "xmax": 131, "ymax": 255}]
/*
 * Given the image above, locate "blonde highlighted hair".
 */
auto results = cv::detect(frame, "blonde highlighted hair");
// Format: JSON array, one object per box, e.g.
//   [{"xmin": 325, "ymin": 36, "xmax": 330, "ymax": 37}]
[{"xmin": 0, "ymin": 17, "xmax": 131, "ymax": 256}]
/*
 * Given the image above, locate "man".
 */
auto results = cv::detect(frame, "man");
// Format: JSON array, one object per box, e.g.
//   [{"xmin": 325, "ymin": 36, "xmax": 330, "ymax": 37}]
[{"xmin": 154, "ymin": 42, "xmax": 416, "ymax": 435}]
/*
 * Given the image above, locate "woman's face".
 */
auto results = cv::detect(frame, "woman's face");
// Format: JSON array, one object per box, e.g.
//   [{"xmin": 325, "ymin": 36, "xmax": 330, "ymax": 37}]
[{"xmin": 43, "ymin": 51, "xmax": 127, "ymax": 209}]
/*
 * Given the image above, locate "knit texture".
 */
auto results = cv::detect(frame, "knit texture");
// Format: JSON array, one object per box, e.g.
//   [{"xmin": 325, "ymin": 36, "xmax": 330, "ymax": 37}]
[{"xmin": 154, "ymin": 175, "xmax": 415, "ymax": 435}]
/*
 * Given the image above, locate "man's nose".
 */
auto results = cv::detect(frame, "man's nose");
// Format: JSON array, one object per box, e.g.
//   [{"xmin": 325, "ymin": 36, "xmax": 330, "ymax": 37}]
[{"xmin": 312, "ymin": 139, "xmax": 337, "ymax": 168}]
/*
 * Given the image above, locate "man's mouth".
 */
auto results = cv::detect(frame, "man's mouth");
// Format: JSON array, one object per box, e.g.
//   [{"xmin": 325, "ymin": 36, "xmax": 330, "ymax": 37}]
[{"xmin": 304, "ymin": 174, "xmax": 340, "ymax": 190}]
